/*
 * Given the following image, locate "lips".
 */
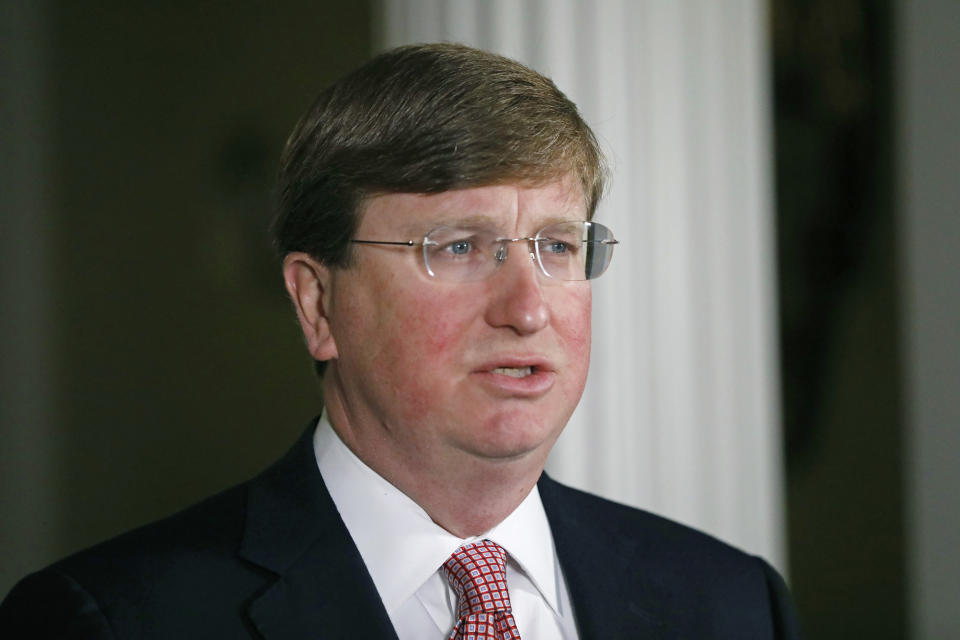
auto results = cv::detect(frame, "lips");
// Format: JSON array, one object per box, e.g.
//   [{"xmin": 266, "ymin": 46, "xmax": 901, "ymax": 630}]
[
  {"xmin": 472, "ymin": 357, "xmax": 555, "ymax": 396},
  {"xmin": 476, "ymin": 354, "xmax": 553, "ymax": 376},
  {"xmin": 490, "ymin": 366, "xmax": 534, "ymax": 378}
]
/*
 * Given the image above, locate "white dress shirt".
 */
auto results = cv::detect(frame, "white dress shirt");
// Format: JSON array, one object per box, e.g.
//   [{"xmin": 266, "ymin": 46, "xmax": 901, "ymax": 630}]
[{"xmin": 312, "ymin": 414, "xmax": 580, "ymax": 639}]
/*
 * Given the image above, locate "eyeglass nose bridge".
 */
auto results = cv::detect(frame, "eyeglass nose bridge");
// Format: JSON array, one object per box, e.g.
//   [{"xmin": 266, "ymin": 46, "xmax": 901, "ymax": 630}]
[{"xmin": 492, "ymin": 237, "xmax": 540, "ymax": 270}]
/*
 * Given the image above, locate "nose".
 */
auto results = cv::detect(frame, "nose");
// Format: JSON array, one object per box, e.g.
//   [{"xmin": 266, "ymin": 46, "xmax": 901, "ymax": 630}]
[{"xmin": 484, "ymin": 246, "xmax": 550, "ymax": 335}]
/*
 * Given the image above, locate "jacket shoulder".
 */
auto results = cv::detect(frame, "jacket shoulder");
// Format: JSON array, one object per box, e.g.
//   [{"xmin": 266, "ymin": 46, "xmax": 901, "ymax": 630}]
[
  {"xmin": 1, "ymin": 481, "xmax": 266, "ymax": 637},
  {"xmin": 538, "ymin": 474, "xmax": 802, "ymax": 638},
  {"xmin": 539, "ymin": 473, "xmax": 746, "ymax": 557}
]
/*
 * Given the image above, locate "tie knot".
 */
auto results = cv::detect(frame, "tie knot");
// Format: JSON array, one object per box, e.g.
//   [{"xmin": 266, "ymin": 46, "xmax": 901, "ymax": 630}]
[{"xmin": 443, "ymin": 540, "xmax": 512, "ymax": 616}]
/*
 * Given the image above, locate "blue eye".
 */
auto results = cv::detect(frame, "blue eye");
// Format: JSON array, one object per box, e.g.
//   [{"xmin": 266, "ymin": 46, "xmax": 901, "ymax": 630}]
[
  {"xmin": 545, "ymin": 240, "xmax": 570, "ymax": 255},
  {"xmin": 448, "ymin": 240, "xmax": 472, "ymax": 255}
]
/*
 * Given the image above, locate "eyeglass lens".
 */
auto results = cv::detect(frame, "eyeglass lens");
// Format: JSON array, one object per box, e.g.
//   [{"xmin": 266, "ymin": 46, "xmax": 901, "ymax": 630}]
[{"xmin": 422, "ymin": 221, "xmax": 615, "ymax": 282}]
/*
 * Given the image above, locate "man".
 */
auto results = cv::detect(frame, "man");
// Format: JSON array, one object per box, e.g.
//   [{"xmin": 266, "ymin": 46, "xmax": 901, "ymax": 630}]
[{"xmin": 1, "ymin": 43, "xmax": 800, "ymax": 638}]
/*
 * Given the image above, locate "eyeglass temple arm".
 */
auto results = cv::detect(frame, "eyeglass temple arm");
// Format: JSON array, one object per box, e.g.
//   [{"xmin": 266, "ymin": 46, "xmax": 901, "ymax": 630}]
[{"xmin": 350, "ymin": 240, "xmax": 417, "ymax": 246}]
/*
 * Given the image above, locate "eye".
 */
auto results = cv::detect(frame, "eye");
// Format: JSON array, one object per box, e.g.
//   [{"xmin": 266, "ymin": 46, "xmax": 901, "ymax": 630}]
[
  {"xmin": 540, "ymin": 237, "xmax": 580, "ymax": 257},
  {"xmin": 424, "ymin": 228, "xmax": 494, "ymax": 263},
  {"xmin": 545, "ymin": 240, "xmax": 570, "ymax": 255},
  {"xmin": 445, "ymin": 239, "xmax": 473, "ymax": 255}
]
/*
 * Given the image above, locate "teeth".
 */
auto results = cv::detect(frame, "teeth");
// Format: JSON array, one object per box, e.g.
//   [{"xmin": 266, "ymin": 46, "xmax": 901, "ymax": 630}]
[{"xmin": 491, "ymin": 366, "xmax": 534, "ymax": 378}]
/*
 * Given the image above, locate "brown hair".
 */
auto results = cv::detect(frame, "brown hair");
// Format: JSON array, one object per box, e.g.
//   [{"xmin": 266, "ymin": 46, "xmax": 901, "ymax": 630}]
[{"xmin": 273, "ymin": 42, "xmax": 606, "ymax": 267}]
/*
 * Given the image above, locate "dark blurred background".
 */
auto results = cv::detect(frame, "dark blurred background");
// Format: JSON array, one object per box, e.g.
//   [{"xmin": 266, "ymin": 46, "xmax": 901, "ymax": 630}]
[
  {"xmin": 773, "ymin": 0, "xmax": 904, "ymax": 636},
  {"xmin": 1, "ymin": 0, "xmax": 372, "ymax": 596},
  {"xmin": 2, "ymin": 2, "xmax": 957, "ymax": 638}
]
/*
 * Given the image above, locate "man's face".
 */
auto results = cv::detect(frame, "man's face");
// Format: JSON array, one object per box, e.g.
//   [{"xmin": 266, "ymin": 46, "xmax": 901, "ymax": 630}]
[{"xmin": 321, "ymin": 175, "xmax": 592, "ymax": 473}]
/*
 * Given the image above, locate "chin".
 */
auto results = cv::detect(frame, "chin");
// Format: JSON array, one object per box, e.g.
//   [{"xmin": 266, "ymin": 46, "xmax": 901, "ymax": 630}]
[{"xmin": 463, "ymin": 412, "xmax": 564, "ymax": 462}]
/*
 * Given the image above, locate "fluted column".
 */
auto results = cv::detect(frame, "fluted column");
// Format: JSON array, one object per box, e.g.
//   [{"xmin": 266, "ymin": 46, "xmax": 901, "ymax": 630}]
[{"xmin": 379, "ymin": 0, "xmax": 784, "ymax": 569}]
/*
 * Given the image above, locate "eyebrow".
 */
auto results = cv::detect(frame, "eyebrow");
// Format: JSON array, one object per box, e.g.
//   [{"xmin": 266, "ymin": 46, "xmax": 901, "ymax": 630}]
[
  {"xmin": 409, "ymin": 213, "xmax": 585, "ymax": 236},
  {"xmin": 419, "ymin": 213, "xmax": 499, "ymax": 231}
]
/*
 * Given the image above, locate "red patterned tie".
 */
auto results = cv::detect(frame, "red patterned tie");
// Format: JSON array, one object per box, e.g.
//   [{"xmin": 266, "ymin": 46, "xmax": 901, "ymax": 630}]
[{"xmin": 442, "ymin": 540, "xmax": 522, "ymax": 640}]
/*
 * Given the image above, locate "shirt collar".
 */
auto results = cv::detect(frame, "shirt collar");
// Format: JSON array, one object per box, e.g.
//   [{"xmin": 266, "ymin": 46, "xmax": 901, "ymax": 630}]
[{"xmin": 312, "ymin": 413, "xmax": 562, "ymax": 615}]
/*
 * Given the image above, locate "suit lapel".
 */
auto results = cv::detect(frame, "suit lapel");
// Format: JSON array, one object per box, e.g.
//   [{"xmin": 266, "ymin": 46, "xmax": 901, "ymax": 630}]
[
  {"xmin": 239, "ymin": 422, "xmax": 399, "ymax": 639},
  {"xmin": 539, "ymin": 474, "xmax": 671, "ymax": 639},
  {"xmin": 235, "ymin": 427, "xmax": 676, "ymax": 638}
]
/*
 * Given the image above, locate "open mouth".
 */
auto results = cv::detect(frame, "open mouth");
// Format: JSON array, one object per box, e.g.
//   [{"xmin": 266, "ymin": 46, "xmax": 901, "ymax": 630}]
[
  {"xmin": 490, "ymin": 366, "xmax": 535, "ymax": 378},
  {"xmin": 477, "ymin": 361, "xmax": 554, "ymax": 395}
]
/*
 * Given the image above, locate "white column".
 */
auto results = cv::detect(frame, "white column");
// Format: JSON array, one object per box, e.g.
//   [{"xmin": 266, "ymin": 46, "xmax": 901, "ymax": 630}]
[
  {"xmin": 379, "ymin": 0, "xmax": 785, "ymax": 569},
  {"xmin": 899, "ymin": 1, "xmax": 960, "ymax": 636}
]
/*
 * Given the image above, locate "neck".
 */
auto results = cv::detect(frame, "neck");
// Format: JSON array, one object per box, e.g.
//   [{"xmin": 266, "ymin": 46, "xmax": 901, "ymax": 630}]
[
  {"xmin": 397, "ymin": 454, "xmax": 543, "ymax": 537},
  {"xmin": 323, "ymin": 387, "xmax": 548, "ymax": 538}
]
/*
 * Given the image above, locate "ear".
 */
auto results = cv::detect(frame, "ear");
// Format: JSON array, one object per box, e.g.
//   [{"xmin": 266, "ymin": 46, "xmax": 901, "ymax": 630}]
[{"xmin": 282, "ymin": 252, "xmax": 339, "ymax": 362}]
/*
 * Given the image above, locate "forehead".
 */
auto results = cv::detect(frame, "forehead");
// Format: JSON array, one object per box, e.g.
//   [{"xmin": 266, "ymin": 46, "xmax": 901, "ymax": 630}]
[{"xmin": 358, "ymin": 175, "xmax": 587, "ymax": 235}]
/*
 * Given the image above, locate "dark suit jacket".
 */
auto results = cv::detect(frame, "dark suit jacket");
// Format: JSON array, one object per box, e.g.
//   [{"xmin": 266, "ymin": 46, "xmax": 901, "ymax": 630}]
[{"xmin": 1, "ymin": 424, "xmax": 801, "ymax": 638}]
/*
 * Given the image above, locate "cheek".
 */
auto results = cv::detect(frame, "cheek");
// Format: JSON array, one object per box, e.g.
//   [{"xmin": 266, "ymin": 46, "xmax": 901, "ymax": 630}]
[
  {"xmin": 396, "ymin": 287, "xmax": 476, "ymax": 357},
  {"xmin": 553, "ymin": 287, "xmax": 592, "ymax": 365},
  {"xmin": 382, "ymin": 290, "xmax": 478, "ymax": 421}
]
